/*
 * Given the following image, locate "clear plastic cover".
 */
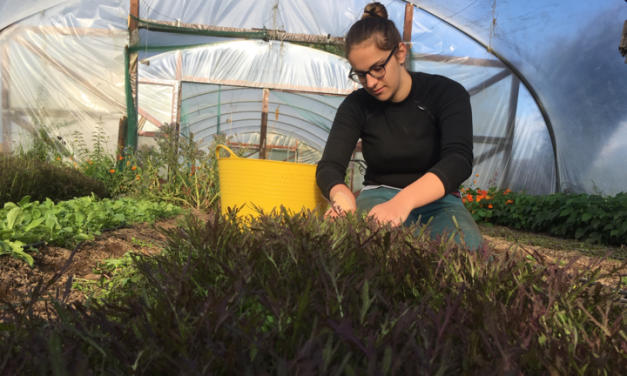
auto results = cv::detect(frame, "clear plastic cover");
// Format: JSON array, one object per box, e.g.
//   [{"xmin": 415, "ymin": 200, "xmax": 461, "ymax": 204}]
[
  {"xmin": 140, "ymin": 40, "xmax": 357, "ymax": 95},
  {"xmin": 180, "ymin": 82, "xmax": 344, "ymax": 155},
  {"xmin": 140, "ymin": 0, "xmax": 407, "ymax": 38},
  {"xmin": 3, "ymin": 0, "xmax": 625, "ymax": 196},
  {"xmin": 410, "ymin": 8, "xmax": 556, "ymax": 194},
  {"xmin": 1, "ymin": 0, "xmax": 129, "ymax": 155},
  {"xmin": 411, "ymin": 0, "xmax": 627, "ymax": 194}
]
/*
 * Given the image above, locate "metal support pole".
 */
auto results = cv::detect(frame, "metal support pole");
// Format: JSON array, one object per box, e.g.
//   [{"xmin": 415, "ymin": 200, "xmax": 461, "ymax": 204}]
[{"xmin": 501, "ymin": 75, "xmax": 520, "ymax": 188}]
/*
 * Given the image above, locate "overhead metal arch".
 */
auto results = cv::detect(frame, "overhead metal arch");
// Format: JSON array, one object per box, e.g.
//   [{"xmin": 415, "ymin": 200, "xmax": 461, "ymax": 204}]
[
  {"xmin": 190, "ymin": 118, "xmax": 328, "ymax": 150},
  {"xmin": 410, "ymin": 5, "xmax": 560, "ymax": 193},
  {"xmin": 187, "ymin": 111, "xmax": 331, "ymax": 135},
  {"xmin": 183, "ymin": 100, "xmax": 335, "ymax": 130}
]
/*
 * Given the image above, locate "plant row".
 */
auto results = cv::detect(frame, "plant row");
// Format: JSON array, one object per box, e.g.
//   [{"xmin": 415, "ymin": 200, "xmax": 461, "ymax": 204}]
[
  {"xmin": 0, "ymin": 195, "xmax": 182, "ymax": 267},
  {"xmin": 2, "ymin": 210, "xmax": 627, "ymax": 374},
  {"xmin": 462, "ymin": 187, "xmax": 627, "ymax": 246}
]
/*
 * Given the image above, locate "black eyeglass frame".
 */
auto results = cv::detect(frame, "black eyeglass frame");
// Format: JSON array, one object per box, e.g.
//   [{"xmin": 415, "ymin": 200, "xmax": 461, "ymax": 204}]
[{"xmin": 348, "ymin": 45, "xmax": 399, "ymax": 83}]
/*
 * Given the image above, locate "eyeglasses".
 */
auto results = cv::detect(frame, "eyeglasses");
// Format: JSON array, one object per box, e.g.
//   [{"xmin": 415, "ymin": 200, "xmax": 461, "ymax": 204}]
[{"xmin": 348, "ymin": 45, "xmax": 398, "ymax": 84}]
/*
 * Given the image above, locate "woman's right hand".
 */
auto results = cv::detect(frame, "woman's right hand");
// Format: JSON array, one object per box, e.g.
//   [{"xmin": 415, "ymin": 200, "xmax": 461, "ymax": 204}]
[{"xmin": 325, "ymin": 184, "xmax": 357, "ymax": 218}]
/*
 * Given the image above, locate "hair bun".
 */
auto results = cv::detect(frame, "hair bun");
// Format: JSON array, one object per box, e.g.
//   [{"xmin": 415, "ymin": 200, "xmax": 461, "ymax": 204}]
[{"xmin": 362, "ymin": 2, "xmax": 388, "ymax": 20}]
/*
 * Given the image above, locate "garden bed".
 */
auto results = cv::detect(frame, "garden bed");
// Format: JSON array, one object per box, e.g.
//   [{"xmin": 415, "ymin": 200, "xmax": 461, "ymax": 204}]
[
  {"xmin": 2, "ymin": 217, "xmax": 626, "ymax": 307},
  {"xmin": 0, "ymin": 209, "xmax": 210, "ymax": 306}
]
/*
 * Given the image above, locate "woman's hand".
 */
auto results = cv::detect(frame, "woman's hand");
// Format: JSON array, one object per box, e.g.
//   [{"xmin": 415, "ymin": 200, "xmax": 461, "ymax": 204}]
[
  {"xmin": 325, "ymin": 185, "xmax": 357, "ymax": 218},
  {"xmin": 368, "ymin": 197, "xmax": 412, "ymax": 226}
]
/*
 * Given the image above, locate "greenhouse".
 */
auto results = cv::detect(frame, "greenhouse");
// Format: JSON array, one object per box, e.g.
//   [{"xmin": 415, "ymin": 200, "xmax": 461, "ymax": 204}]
[
  {"xmin": 2, "ymin": 0, "xmax": 627, "ymax": 374},
  {"xmin": 1, "ymin": 0, "xmax": 625, "ymax": 195}
]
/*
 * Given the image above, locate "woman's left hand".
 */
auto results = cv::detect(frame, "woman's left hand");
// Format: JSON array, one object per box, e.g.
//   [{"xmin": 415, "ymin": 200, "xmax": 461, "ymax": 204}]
[{"xmin": 368, "ymin": 198, "xmax": 412, "ymax": 227}]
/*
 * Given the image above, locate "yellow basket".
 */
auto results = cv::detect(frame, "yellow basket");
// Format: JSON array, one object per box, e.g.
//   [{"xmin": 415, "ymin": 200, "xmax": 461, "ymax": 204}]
[{"xmin": 216, "ymin": 145, "xmax": 326, "ymax": 218}]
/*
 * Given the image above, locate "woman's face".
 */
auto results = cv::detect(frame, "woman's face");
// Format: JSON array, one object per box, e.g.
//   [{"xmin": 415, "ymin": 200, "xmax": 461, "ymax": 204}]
[{"xmin": 347, "ymin": 41, "xmax": 407, "ymax": 102}]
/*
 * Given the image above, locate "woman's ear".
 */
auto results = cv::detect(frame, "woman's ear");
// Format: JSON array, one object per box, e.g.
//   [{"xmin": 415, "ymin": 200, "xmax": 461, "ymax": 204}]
[{"xmin": 397, "ymin": 42, "xmax": 408, "ymax": 66}]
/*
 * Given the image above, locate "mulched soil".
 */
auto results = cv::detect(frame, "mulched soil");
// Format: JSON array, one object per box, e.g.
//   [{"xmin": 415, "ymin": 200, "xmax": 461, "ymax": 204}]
[
  {"xmin": 2, "ymin": 216, "xmax": 626, "ymax": 306},
  {"xmin": 0, "ymin": 210, "xmax": 211, "ymax": 305}
]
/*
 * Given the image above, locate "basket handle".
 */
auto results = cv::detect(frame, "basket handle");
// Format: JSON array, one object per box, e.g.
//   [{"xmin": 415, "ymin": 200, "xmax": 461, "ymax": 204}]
[{"xmin": 215, "ymin": 144, "xmax": 238, "ymax": 160}]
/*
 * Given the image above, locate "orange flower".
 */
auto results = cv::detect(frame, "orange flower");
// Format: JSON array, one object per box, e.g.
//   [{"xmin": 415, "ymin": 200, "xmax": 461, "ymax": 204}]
[
  {"xmin": 136, "ymin": 175, "xmax": 140, "ymax": 181},
  {"xmin": 488, "ymin": 204, "xmax": 493, "ymax": 209},
  {"xmin": 506, "ymin": 200, "xmax": 513, "ymax": 204},
  {"xmin": 473, "ymin": 180, "xmax": 477, "ymax": 184},
  {"xmin": 56, "ymin": 157, "xmax": 60, "ymax": 161},
  {"xmin": 126, "ymin": 161, "xmax": 130, "ymax": 166},
  {"xmin": 118, "ymin": 156, "xmax": 123, "ymax": 161},
  {"xmin": 110, "ymin": 169, "xmax": 115, "ymax": 173},
  {"xmin": 131, "ymin": 166, "xmax": 137, "ymax": 170},
  {"xmin": 73, "ymin": 163, "xmax": 77, "ymax": 166},
  {"xmin": 504, "ymin": 189, "xmax": 511, "ymax": 194},
  {"xmin": 466, "ymin": 194, "xmax": 473, "ymax": 202},
  {"xmin": 70, "ymin": 157, "xmax": 73, "ymax": 160},
  {"xmin": 475, "ymin": 174, "xmax": 479, "ymax": 177},
  {"xmin": 89, "ymin": 161, "xmax": 93, "ymax": 164}
]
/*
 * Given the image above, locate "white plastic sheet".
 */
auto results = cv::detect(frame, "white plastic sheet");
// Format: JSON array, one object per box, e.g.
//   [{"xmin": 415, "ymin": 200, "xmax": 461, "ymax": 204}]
[
  {"xmin": 411, "ymin": 0, "xmax": 627, "ymax": 194},
  {"xmin": 0, "ymin": 0, "xmax": 128, "ymax": 155},
  {"xmin": 140, "ymin": 0, "xmax": 408, "ymax": 38},
  {"xmin": 0, "ymin": 0, "xmax": 68, "ymax": 31},
  {"xmin": 140, "ymin": 40, "xmax": 357, "ymax": 95}
]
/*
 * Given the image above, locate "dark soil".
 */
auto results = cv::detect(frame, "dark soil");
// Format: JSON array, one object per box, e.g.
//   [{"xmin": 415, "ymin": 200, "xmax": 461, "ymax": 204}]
[{"xmin": 0, "ymin": 209, "xmax": 211, "ymax": 305}]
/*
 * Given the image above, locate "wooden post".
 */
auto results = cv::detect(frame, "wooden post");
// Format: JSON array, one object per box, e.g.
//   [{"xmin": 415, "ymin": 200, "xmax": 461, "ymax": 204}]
[
  {"xmin": 117, "ymin": 116, "xmax": 128, "ymax": 157},
  {"xmin": 259, "ymin": 88, "xmax": 270, "ymax": 159},
  {"xmin": 403, "ymin": 3, "xmax": 414, "ymax": 70},
  {"xmin": 1, "ymin": 43, "xmax": 11, "ymax": 152}
]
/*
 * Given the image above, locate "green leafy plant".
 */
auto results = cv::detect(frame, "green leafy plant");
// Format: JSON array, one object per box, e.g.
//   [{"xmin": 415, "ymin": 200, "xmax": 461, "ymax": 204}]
[
  {"xmin": 2, "ymin": 209, "xmax": 627, "ymax": 374},
  {"xmin": 462, "ymin": 187, "xmax": 627, "ymax": 246},
  {"xmin": 0, "ymin": 195, "xmax": 182, "ymax": 267},
  {"xmin": 0, "ymin": 154, "xmax": 108, "ymax": 207}
]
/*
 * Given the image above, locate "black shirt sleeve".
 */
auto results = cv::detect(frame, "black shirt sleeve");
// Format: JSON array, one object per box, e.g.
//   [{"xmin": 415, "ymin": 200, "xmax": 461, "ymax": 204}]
[
  {"xmin": 426, "ymin": 78, "xmax": 474, "ymax": 194},
  {"xmin": 316, "ymin": 93, "xmax": 363, "ymax": 199}
]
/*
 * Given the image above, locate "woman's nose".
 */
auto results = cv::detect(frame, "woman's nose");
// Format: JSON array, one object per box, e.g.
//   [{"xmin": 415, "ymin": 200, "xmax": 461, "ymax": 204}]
[{"xmin": 364, "ymin": 74, "xmax": 378, "ymax": 88}]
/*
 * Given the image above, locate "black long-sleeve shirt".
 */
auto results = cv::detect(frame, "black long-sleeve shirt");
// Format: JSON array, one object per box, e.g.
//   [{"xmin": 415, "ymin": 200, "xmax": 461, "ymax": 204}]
[{"xmin": 316, "ymin": 71, "xmax": 473, "ymax": 200}]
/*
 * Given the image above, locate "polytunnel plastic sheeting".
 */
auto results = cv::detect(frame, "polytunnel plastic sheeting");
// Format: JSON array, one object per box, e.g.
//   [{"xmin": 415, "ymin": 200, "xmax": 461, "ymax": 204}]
[
  {"xmin": 409, "ymin": 6, "xmax": 555, "ymax": 195},
  {"xmin": 137, "ymin": 83, "xmax": 174, "ymax": 130},
  {"xmin": 410, "ymin": 0, "xmax": 627, "ymax": 195},
  {"xmin": 228, "ymin": 132, "xmax": 322, "ymax": 165},
  {"xmin": 0, "ymin": 0, "xmax": 68, "ymax": 31},
  {"xmin": 139, "ymin": 40, "xmax": 357, "ymax": 95},
  {"xmin": 139, "ymin": 0, "xmax": 409, "ymax": 38},
  {"xmin": 0, "ymin": 0, "xmax": 129, "ymax": 155},
  {"xmin": 179, "ymin": 82, "xmax": 344, "ymax": 154}
]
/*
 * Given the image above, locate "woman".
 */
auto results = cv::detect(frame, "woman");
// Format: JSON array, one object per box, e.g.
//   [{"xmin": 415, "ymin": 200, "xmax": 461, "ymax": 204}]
[{"xmin": 315, "ymin": 2, "xmax": 483, "ymax": 249}]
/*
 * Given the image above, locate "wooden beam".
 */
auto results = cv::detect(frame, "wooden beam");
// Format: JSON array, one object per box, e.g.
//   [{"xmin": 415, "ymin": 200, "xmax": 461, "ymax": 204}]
[
  {"xmin": 259, "ymin": 88, "xmax": 269, "ymax": 159},
  {"xmin": 403, "ymin": 3, "xmax": 414, "ymax": 70},
  {"xmin": 135, "ymin": 17, "xmax": 345, "ymax": 46},
  {"xmin": 117, "ymin": 116, "xmax": 128, "ymax": 157},
  {"xmin": 467, "ymin": 69, "xmax": 511, "ymax": 97},
  {"xmin": 1, "ymin": 42, "xmax": 11, "ymax": 152},
  {"xmin": 138, "ymin": 107, "xmax": 163, "ymax": 128}
]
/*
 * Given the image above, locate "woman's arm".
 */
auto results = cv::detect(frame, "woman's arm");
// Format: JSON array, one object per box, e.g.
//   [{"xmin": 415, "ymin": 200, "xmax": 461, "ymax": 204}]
[
  {"xmin": 325, "ymin": 183, "xmax": 357, "ymax": 217},
  {"xmin": 368, "ymin": 172, "xmax": 445, "ymax": 225}
]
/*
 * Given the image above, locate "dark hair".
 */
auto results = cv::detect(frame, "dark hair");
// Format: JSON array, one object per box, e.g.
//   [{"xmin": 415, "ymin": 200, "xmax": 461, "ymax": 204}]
[{"xmin": 345, "ymin": 2, "xmax": 402, "ymax": 58}]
